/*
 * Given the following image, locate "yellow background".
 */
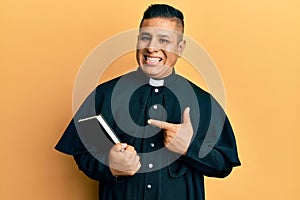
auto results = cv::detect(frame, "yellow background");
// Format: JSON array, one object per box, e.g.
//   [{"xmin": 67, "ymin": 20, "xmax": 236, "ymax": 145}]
[{"xmin": 1, "ymin": 0, "xmax": 299, "ymax": 199}]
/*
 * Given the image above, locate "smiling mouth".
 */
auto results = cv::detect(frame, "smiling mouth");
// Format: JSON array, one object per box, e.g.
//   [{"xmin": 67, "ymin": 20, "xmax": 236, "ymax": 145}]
[{"xmin": 144, "ymin": 56, "xmax": 162, "ymax": 65}]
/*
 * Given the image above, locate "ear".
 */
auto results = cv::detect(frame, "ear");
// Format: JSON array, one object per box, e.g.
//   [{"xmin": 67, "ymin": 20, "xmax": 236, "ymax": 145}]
[{"xmin": 177, "ymin": 39, "xmax": 186, "ymax": 56}]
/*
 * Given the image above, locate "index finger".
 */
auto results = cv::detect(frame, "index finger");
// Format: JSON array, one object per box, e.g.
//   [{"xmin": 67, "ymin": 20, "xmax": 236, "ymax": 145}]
[
  {"xmin": 112, "ymin": 143, "xmax": 127, "ymax": 152},
  {"xmin": 147, "ymin": 119, "xmax": 171, "ymax": 130}
]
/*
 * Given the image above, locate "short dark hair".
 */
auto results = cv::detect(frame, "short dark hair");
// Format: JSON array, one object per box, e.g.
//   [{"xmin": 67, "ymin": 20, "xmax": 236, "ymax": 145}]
[{"xmin": 139, "ymin": 4, "xmax": 184, "ymax": 33}]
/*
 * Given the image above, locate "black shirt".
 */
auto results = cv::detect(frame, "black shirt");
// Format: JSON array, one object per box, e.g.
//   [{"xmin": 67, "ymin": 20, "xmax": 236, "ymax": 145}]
[{"xmin": 55, "ymin": 68, "xmax": 241, "ymax": 200}]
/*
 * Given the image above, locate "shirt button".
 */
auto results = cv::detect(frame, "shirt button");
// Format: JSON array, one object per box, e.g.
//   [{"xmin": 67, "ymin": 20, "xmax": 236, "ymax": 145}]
[
  {"xmin": 150, "ymin": 143, "xmax": 155, "ymax": 147},
  {"xmin": 154, "ymin": 88, "xmax": 159, "ymax": 93},
  {"xmin": 147, "ymin": 184, "xmax": 152, "ymax": 189},
  {"xmin": 153, "ymin": 105, "xmax": 158, "ymax": 109},
  {"xmin": 148, "ymin": 163, "xmax": 154, "ymax": 169}
]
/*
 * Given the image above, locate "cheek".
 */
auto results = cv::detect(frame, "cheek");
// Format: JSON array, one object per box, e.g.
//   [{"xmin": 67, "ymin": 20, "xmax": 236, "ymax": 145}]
[
  {"xmin": 136, "ymin": 50, "xmax": 143, "ymax": 65},
  {"xmin": 137, "ymin": 41, "xmax": 148, "ymax": 50},
  {"xmin": 163, "ymin": 43, "xmax": 178, "ymax": 54},
  {"xmin": 136, "ymin": 50, "xmax": 143, "ymax": 58},
  {"xmin": 165, "ymin": 52, "xmax": 179, "ymax": 63}
]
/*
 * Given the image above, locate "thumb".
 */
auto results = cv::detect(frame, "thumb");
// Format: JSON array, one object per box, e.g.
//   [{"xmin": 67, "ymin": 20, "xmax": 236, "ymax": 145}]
[{"xmin": 182, "ymin": 107, "xmax": 191, "ymax": 124}]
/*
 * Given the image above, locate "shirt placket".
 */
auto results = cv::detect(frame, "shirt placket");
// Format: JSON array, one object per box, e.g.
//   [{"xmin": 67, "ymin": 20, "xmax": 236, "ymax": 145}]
[{"xmin": 143, "ymin": 86, "xmax": 165, "ymax": 200}]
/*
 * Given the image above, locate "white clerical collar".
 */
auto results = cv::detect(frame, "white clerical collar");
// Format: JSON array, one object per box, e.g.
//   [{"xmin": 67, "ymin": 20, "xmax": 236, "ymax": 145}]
[{"xmin": 149, "ymin": 78, "xmax": 164, "ymax": 87}]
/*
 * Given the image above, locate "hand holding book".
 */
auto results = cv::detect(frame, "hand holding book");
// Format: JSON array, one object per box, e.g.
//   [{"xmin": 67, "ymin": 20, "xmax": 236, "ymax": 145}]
[{"xmin": 78, "ymin": 114, "xmax": 140, "ymax": 176}]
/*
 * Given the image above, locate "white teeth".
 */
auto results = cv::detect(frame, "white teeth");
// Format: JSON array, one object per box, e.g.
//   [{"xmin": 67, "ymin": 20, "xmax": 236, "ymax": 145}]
[
  {"xmin": 147, "ymin": 57, "xmax": 161, "ymax": 62},
  {"xmin": 144, "ymin": 56, "xmax": 162, "ymax": 65}
]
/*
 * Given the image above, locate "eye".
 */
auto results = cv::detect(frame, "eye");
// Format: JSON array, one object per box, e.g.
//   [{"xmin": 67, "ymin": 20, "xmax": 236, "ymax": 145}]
[
  {"xmin": 140, "ymin": 36, "xmax": 151, "ymax": 42},
  {"xmin": 159, "ymin": 39, "xmax": 169, "ymax": 44}
]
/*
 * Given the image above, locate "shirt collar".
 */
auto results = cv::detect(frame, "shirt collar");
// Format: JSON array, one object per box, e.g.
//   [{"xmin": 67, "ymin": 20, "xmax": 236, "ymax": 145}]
[
  {"xmin": 149, "ymin": 78, "xmax": 164, "ymax": 87},
  {"xmin": 136, "ymin": 67, "xmax": 177, "ymax": 87}
]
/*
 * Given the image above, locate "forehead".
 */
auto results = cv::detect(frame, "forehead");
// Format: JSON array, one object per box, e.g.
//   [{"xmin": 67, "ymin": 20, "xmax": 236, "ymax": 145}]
[{"xmin": 139, "ymin": 18, "xmax": 182, "ymax": 37}]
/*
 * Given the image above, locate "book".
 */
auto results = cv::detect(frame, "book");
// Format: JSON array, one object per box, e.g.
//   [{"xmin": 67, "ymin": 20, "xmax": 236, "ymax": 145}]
[{"xmin": 78, "ymin": 114, "xmax": 121, "ymax": 144}]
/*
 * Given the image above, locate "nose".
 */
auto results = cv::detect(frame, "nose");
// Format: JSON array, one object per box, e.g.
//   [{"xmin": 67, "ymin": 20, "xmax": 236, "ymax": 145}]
[{"xmin": 146, "ymin": 39, "xmax": 159, "ymax": 52}]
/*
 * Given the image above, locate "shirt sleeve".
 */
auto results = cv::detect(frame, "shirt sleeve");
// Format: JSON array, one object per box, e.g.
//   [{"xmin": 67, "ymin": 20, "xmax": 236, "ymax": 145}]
[
  {"xmin": 179, "ymin": 96, "xmax": 241, "ymax": 178},
  {"xmin": 54, "ymin": 87, "xmax": 116, "ymax": 183}
]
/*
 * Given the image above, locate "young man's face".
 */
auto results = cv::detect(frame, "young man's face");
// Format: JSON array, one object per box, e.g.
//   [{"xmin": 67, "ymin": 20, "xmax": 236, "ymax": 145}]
[{"xmin": 136, "ymin": 18, "xmax": 186, "ymax": 79}]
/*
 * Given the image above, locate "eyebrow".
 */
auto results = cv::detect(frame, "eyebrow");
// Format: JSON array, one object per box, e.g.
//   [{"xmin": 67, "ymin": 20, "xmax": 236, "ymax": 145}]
[
  {"xmin": 140, "ymin": 32, "xmax": 151, "ymax": 36},
  {"xmin": 140, "ymin": 32, "xmax": 171, "ymax": 39},
  {"xmin": 157, "ymin": 34, "xmax": 171, "ymax": 38}
]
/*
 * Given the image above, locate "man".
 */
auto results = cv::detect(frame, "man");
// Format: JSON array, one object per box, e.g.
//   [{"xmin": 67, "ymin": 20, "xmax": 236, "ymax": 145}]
[{"xmin": 55, "ymin": 4, "xmax": 240, "ymax": 200}]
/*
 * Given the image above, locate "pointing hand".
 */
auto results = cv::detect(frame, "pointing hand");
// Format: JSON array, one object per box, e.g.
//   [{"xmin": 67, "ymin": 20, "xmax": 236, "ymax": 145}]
[{"xmin": 148, "ymin": 107, "xmax": 193, "ymax": 155}]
